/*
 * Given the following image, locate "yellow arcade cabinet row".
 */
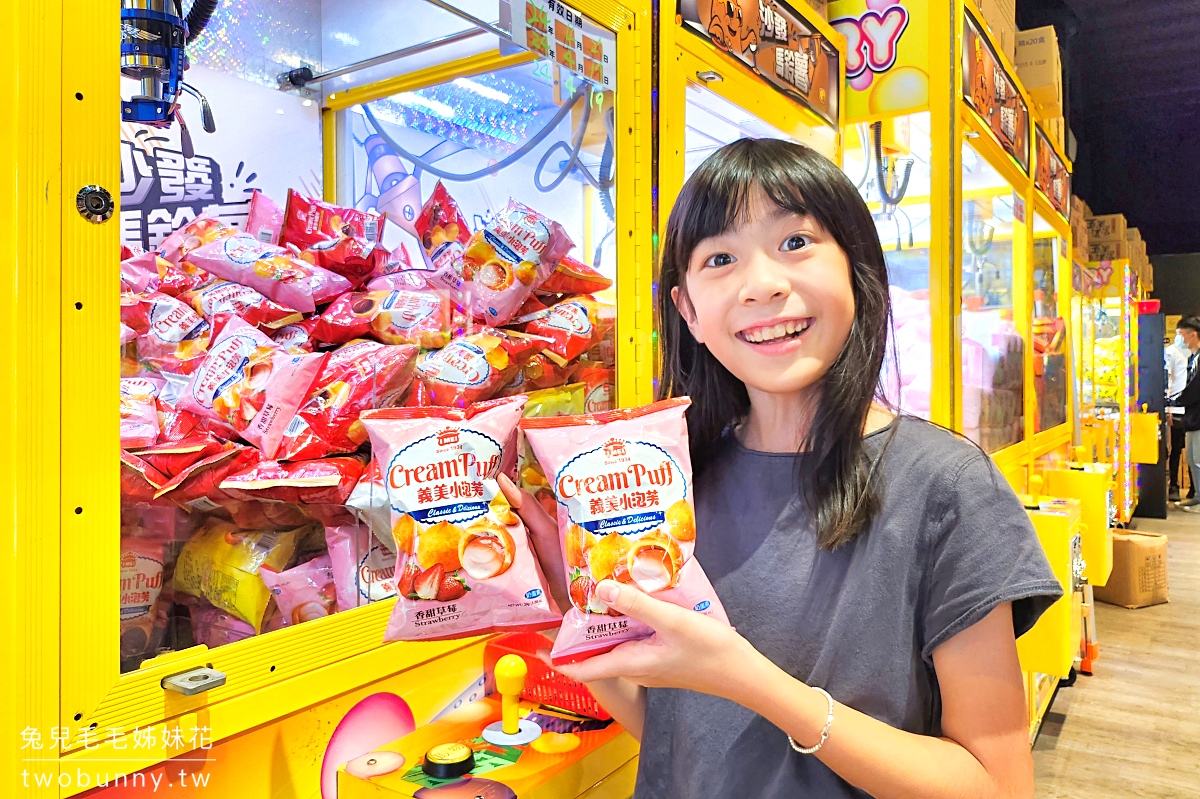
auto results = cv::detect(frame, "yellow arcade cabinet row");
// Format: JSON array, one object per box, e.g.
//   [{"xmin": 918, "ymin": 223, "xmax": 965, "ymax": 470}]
[
  {"xmin": 826, "ymin": 0, "xmax": 1088, "ymax": 738},
  {"xmin": 4, "ymin": 0, "xmax": 657, "ymax": 796}
]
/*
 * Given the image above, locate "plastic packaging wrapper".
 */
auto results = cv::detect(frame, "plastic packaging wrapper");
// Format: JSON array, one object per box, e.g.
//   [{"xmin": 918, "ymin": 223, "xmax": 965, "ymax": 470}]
[
  {"xmin": 302, "ymin": 235, "xmax": 389, "ymax": 289},
  {"xmin": 572, "ymin": 362, "xmax": 615, "ymax": 413},
  {"xmin": 345, "ymin": 460, "xmax": 395, "ymax": 552},
  {"xmin": 120, "ymin": 251, "xmax": 162, "ymax": 295},
  {"xmin": 416, "ymin": 181, "xmax": 471, "ymax": 292},
  {"xmin": 189, "ymin": 601, "xmax": 259, "ymax": 647},
  {"xmin": 228, "ymin": 501, "xmax": 312, "ymax": 530},
  {"xmin": 271, "ymin": 319, "xmax": 318, "ymax": 352},
  {"xmin": 158, "ymin": 215, "xmax": 236, "ymax": 266},
  {"xmin": 281, "ymin": 190, "xmax": 384, "ymax": 251},
  {"xmin": 121, "ymin": 376, "xmax": 165, "ymax": 448},
  {"xmin": 260, "ymin": 554, "xmax": 338, "ymax": 626},
  {"xmin": 173, "ymin": 520, "xmax": 311, "ymax": 632},
  {"xmin": 120, "ymin": 537, "xmax": 168, "ymax": 658},
  {"xmin": 360, "ymin": 397, "xmax": 559, "ymax": 641},
  {"xmin": 372, "ymin": 241, "xmax": 415, "ymax": 278},
  {"xmin": 521, "ymin": 398, "xmax": 729, "ymax": 664},
  {"xmin": 188, "ymin": 233, "xmax": 352, "ymax": 313},
  {"xmin": 537, "ymin": 254, "xmax": 614, "ymax": 296},
  {"xmin": 219, "ymin": 457, "xmax": 364, "ymax": 505},
  {"xmin": 156, "ymin": 372, "xmax": 240, "ymax": 444},
  {"xmin": 121, "ymin": 451, "xmax": 170, "ymax": 503},
  {"xmin": 180, "ymin": 280, "xmax": 303, "ymax": 330},
  {"xmin": 461, "ymin": 200, "xmax": 574, "ymax": 324},
  {"xmin": 313, "ymin": 290, "xmax": 454, "ymax": 349},
  {"xmin": 180, "ymin": 317, "xmax": 327, "ymax": 458},
  {"xmin": 326, "ymin": 522, "xmax": 398, "ymax": 611},
  {"xmin": 525, "ymin": 296, "xmax": 614, "ymax": 361},
  {"xmin": 245, "ymin": 189, "xmax": 285, "ymax": 245},
  {"xmin": 367, "ymin": 269, "xmax": 431, "ymax": 293},
  {"xmin": 121, "ymin": 291, "xmax": 212, "ymax": 374},
  {"xmin": 517, "ymin": 383, "xmax": 586, "ymax": 516},
  {"xmin": 134, "ymin": 434, "xmax": 228, "ymax": 479},
  {"xmin": 413, "ymin": 328, "xmax": 551, "ymax": 407},
  {"xmin": 153, "ymin": 444, "xmax": 261, "ymax": 511},
  {"xmin": 279, "ymin": 340, "xmax": 418, "ymax": 461}
]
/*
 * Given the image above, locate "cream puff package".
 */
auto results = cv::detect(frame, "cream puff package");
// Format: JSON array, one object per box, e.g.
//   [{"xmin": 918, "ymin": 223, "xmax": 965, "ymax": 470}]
[
  {"xmin": 521, "ymin": 397, "xmax": 729, "ymax": 664},
  {"xmin": 360, "ymin": 396, "xmax": 560, "ymax": 641}
]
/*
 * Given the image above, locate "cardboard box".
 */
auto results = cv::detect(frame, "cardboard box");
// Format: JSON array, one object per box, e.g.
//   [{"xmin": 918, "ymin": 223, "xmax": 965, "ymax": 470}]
[
  {"xmin": 1016, "ymin": 25, "xmax": 1062, "ymax": 117},
  {"xmin": 1042, "ymin": 116, "xmax": 1065, "ymax": 150},
  {"xmin": 799, "ymin": 0, "xmax": 828, "ymax": 19},
  {"xmin": 977, "ymin": 0, "xmax": 1016, "ymax": 62},
  {"xmin": 1089, "ymin": 238, "xmax": 1129, "ymax": 261},
  {"xmin": 1093, "ymin": 531, "xmax": 1168, "ymax": 609},
  {"xmin": 1087, "ymin": 212, "xmax": 1127, "ymax": 241}
]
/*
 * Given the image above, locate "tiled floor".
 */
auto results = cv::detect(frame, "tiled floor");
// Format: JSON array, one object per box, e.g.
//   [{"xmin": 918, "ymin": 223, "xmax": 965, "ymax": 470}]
[{"xmin": 1033, "ymin": 509, "xmax": 1200, "ymax": 798}]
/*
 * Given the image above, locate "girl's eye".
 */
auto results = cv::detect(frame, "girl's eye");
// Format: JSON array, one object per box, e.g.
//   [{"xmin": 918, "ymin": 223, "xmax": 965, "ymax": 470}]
[
  {"xmin": 702, "ymin": 252, "xmax": 736, "ymax": 268},
  {"xmin": 781, "ymin": 234, "xmax": 811, "ymax": 252}
]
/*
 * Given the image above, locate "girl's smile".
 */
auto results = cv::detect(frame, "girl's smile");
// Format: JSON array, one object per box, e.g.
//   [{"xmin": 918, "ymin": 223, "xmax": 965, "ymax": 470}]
[{"xmin": 737, "ymin": 316, "xmax": 812, "ymax": 350}]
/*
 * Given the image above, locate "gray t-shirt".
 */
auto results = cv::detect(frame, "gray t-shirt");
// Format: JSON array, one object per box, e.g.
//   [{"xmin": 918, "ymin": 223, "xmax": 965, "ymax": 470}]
[{"xmin": 635, "ymin": 417, "xmax": 1062, "ymax": 799}]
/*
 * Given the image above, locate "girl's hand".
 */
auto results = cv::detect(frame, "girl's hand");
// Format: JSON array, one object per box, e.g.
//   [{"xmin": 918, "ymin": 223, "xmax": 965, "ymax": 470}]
[
  {"xmin": 554, "ymin": 580, "xmax": 758, "ymax": 701},
  {"xmin": 498, "ymin": 472, "xmax": 570, "ymax": 614}
]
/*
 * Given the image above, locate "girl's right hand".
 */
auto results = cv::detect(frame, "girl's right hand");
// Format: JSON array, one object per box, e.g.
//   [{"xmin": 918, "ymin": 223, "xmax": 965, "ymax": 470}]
[{"xmin": 498, "ymin": 473, "xmax": 570, "ymax": 615}]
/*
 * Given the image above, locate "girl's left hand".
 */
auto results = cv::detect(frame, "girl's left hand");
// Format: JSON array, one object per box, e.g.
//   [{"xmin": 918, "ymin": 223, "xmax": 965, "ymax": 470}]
[{"xmin": 554, "ymin": 579, "xmax": 760, "ymax": 701}]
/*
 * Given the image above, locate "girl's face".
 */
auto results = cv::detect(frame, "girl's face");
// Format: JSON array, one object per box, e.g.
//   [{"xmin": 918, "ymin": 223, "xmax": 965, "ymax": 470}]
[{"xmin": 673, "ymin": 192, "xmax": 856, "ymax": 401}]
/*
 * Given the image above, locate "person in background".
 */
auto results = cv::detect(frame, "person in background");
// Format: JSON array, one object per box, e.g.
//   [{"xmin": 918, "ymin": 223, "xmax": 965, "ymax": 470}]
[
  {"xmin": 1165, "ymin": 328, "xmax": 1191, "ymax": 502},
  {"xmin": 1168, "ymin": 316, "xmax": 1200, "ymax": 509}
]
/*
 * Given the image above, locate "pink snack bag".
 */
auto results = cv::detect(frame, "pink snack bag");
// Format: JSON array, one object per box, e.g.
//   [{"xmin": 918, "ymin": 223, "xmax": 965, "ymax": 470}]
[
  {"xmin": 120, "ymin": 376, "xmax": 165, "ymax": 448},
  {"xmin": 360, "ymin": 397, "xmax": 560, "ymax": 641},
  {"xmin": 180, "ymin": 316, "xmax": 327, "ymax": 458},
  {"xmin": 245, "ymin": 189, "xmax": 285, "ymax": 245},
  {"xmin": 521, "ymin": 397, "xmax": 729, "ymax": 665},
  {"xmin": 187, "ymin": 233, "xmax": 352, "ymax": 313},
  {"xmin": 260, "ymin": 554, "xmax": 338, "ymax": 626},
  {"xmin": 325, "ymin": 522, "xmax": 398, "ymax": 611}
]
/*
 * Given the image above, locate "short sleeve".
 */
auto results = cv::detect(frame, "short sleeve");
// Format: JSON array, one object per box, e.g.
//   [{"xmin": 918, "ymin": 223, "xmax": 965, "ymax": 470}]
[{"xmin": 919, "ymin": 452, "xmax": 1063, "ymax": 663}]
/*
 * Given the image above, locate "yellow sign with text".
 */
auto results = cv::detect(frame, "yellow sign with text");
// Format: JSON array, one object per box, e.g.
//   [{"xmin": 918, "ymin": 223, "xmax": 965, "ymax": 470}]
[{"xmin": 828, "ymin": 0, "xmax": 929, "ymax": 123}]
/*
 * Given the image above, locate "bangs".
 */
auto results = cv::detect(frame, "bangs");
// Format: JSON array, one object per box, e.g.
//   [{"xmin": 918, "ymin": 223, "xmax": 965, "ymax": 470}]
[{"xmin": 668, "ymin": 138, "xmax": 849, "ymax": 271}]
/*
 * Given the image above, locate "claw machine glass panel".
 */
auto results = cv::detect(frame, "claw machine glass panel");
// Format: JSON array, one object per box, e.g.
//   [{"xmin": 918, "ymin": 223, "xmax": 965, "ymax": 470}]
[
  {"xmin": 56, "ymin": 0, "xmax": 649, "ymax": 790},
  {"xmin": 844, "ymin": 113, "xmax": 934, "ymax": 418},
  {"xmin": 960, "ymin": 140, "xmax": 1023, "ymax": 453},
  {"xmin": 1032, "ymin": 213, "xmax": 1068, "ymax": 433}
]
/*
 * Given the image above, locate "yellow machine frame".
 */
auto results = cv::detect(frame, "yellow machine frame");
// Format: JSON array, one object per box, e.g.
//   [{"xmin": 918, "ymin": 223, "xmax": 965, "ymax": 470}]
[{"xmin": 3, "ymin": 1, "xmax": 654, "ymax": 794}]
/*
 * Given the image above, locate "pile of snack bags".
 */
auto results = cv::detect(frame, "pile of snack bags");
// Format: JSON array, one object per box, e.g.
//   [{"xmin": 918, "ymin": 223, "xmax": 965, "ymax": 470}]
[{"xmin": 118, "ymin": 184, "xmax": 616, "ymax": 666}]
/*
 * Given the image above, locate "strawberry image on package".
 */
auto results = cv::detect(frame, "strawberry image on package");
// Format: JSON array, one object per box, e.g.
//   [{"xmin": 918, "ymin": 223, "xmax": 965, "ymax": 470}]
[
  {"xmin": 521, "ymin": 397, "xmax": 729, "ymax": 664},
  {"xmin": 360, "ymin": 396, "xmax": 560, "ymax": 641}
]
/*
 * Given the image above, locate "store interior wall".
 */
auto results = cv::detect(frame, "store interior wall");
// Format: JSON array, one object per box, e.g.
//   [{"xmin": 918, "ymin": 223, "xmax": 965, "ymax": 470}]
[
  {"xmin": 1019, "ymin": 0, "xmax": 1200, "ymax": 257},
  {"xmin": 1148, "ymin": 254, "xmax": 1200, "ymax": 317}
]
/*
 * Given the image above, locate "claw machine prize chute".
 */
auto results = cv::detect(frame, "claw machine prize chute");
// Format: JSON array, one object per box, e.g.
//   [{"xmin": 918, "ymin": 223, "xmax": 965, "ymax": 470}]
[{"xmin": 5, "ymin": 0, "xmax": 653, "ymax": 796}]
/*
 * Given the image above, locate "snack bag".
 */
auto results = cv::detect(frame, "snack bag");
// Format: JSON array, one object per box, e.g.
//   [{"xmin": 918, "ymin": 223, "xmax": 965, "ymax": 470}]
[
  {"xmin": 260, "ymin": 555, "xmax": 338, "ymax": 626},
  {"xmin": 525, "ymin": 296, "xmax": 614, "ymax": 361},
  {"xmin": 121, "ymin": 376, "xmax": 165, "ymax": 448},
  {"xmin": 121, "ymin": 451, "xmax": 170, "ymax": 503},
  {"xmin": 367, "ymin": 269, "xmax": 430, "ymax": 293},
  {"xmin": 326, "ymin": 522, "xmax": 398, "ymax": 610},
  {"xmin": 134, "ymin": 434, "xmax": 228, "ymax": 479},
  {"xmin": 278, "ymin": 340, "xmax": 418, "ymax": 461},
  {"xmin": 189, "ymin": 601, "xmax": 259, "ymax": 647},
  {"xmin": 180, "ymin": 280, "xmax": 304, "ymax": 330},
  {"xmin": 573, "ymin": 362, "xmax": 615, "ymax": 413},
  {"xmin": 187, "ymin": 234, "xmax": 352, "ymax": 313},
  {"xmin": 158, "ymin": 215, "xmax": 236, "ymax": 265},
  {"xmin": 155, "ymin": 373, "xmax": 241, "ymax": 443},
  {"xmin": 228, "ymin": 500, "xmax": 311, "ymax": 531},
  {"xmin": 120, "ymin": 537, "xmax": 167, "ymax": 658},
  {"xmin": 153, "ymin": 444, "xmax": 261, "ymax": 511},
  {"xmin": 313, "ymin": 290, "xmax": 453, "ymax": 348},
  {"xmin": 173, "ymin": 520, "xmax": 309, "ymax": 631},
  {"xmin": 302, "ymin": 235, "xmax": 389, "ymax": 289},
  {"xmin": 281, "ymin": 190, "xmax": 384, "ymax": 250},
  {"xmin": 121, "ymin": 291, "xmax": 212, "ymax": 374},
  {"xmin": 219, "ymin": 457, "xmax": 365, "ymax": 505},
  {"xmin": 498, "ymin": 352, "xmax": 573, "ymax": 397},
  {"xmin": 517, "ymin": 383, "xmax": 586, "ymax": 516},
  {"xmin": 521, "ymin": 398, "xmax": 728, "ymax": 664},
  {"xmin": 414, "ymin": 328, "xmax": 551, "ymax": 406},
  {"xmin": 120, "ymin": 251, "xmax": 161, "ymax": 295},
  {"xmin": 245, "ymin": 189, "xmax": 285, "ymax": 245},
  {"xmin": 537, "ymin": 254, "xmax": 614, "ymax": 296},
  {"xmin": 461, "ymin": 200, "xmax": 574, "ymax": 324},
  {"xmin": 373, "ymin": 241, "xmax": 414, "ymax": 278},
  {"xmin": 360, "ymin": 397, "xmax": 560, "ymax": 641},
  {"xmin": 344, "ymin": 460, "xmax": 395, "ymax": 552},
  {"xmin": 416, "ymin": 182, "xmax": 471, "ymax": 291},
  {"xmin": 180, "ymin": 317, "xmax": 327, "ymax": 458}
]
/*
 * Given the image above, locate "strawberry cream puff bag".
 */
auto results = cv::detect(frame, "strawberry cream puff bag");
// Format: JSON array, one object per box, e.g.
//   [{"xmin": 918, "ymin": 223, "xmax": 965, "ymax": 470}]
[
  {"xmin": 521, "ymin": 397, "xmax": 729, "ymax": 664},
  {"xmin": 360, "ymin": 396, "xmax": 560, "ymax": 641}
]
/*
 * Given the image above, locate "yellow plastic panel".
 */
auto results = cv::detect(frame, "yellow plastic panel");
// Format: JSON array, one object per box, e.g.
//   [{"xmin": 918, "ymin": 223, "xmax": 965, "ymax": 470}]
[
  {"xmin": 1130, "ymin": 411, "xmax": 1160, "ymax": 465},
  {"xmin": 1044, "ymin": 465, "xmax": 1114, "ymax": 587},
  {"xmin": 1016, "ymin": 499, "xmax": 1081, "ymax": 678}
]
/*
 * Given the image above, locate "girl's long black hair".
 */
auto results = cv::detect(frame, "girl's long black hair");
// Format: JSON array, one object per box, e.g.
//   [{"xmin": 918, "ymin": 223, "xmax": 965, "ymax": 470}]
[{"xmin": 657, "ymin": 138, "xmax": 893, "ymax": 550}]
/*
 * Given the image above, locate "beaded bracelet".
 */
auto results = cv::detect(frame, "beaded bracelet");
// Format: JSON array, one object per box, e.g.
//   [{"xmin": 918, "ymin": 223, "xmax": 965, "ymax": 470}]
[{"xmin": 788, "ymin": 686, "xmax": 835, "ymax": 755}]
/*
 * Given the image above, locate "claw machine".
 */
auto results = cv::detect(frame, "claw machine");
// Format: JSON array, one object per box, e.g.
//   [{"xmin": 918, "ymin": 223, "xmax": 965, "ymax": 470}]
[
  {"xmin": 657, "ymin": 0, "xmax": 846, "ymax": 224},
  {"xmin": 3, "ymin": 0, "xmax": 653, "ymax": 796}
]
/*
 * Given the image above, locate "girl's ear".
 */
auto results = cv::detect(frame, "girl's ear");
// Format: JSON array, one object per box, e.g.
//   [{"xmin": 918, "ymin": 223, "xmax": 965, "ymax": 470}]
[{"xmin": 670, "ymin": 285, "xmax": 704, "ymax": 344}]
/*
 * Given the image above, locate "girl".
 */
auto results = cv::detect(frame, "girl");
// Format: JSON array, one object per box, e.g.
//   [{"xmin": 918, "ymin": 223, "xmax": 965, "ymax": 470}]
[{"xmin": 500, "ymin": 138, "xmax": 1061, "ymax": 798}]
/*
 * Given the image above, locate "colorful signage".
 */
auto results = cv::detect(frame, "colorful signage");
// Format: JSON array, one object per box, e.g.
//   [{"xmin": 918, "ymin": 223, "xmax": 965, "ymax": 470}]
[
  {"xmin": 962, "ymin": 8, "xmax": 1030, "ymax": 173},
  {"xmin": 829, "ymin": 0, "xmax": 928, "ymax": 123},
  {"xmin": 503, "ymin": 0, "xmax": 616, "ymax": 88},
  {"xmin": 679, "ymin": 0, "xmax": 841, "ymax": 126},
  {"xmin": 1035, "ymin": 127, "xmax": 1070, "ymax": 217}
]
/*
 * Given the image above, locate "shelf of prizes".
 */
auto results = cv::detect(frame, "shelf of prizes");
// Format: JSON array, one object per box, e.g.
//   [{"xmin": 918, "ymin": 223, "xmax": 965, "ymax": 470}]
[{"xmin": 4, "ymin": 0, "xmax": 658, "ymax": 796}]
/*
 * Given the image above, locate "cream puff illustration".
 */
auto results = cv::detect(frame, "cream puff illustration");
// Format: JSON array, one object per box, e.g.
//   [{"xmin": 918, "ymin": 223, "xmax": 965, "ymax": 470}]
[
  {"xmin": 458, "ymin": 520, "xmax": 516, "ymax": 580},
  {"xmin": 664, "ymin": 498, "xmax": 696, "ymax": 542},
  {"xmin": 292, "ymin": 601, "xmax": 329, "ymax": 624},
  {"xmin": 392, "ymin": 513, "xmax": 416, "ymax": 555},
  {"xmin": 626, "ymin": 531, "xmax": 683, "ymax": 593},
  {"xmin": 586, "ymin": 533, "xmax": 632, "ymax": 583},
  {"xmin": 565, "ymin": 524, "xmax": 596, "ymax": 569},
  {"xmin": 416, "ymin": 520, "xmax": 463, "ymax": 572},
  {"xmin": 477, "ymin": 260, "xmax": 515, "ymax": 291}
]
